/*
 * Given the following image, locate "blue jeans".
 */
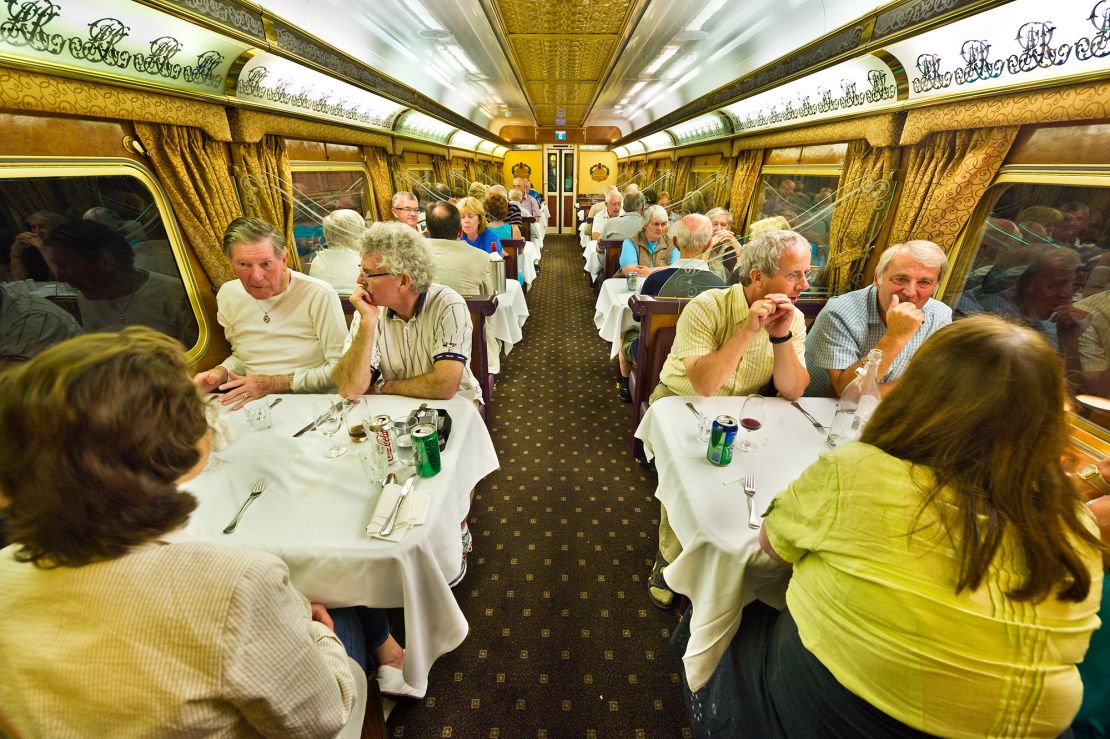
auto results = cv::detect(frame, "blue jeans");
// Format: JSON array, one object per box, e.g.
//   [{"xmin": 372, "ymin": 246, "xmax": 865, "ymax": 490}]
[{"xmin": 329, "ymin": 607, "xmax": 391, "ymax": 674}]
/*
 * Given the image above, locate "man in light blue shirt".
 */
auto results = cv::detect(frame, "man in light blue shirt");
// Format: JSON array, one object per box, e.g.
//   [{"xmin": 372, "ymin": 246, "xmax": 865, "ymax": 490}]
[
  {"xmin": 805, "ymin": 240, "xmax": 951, "ymax": 397},
  {"xmin": 618, "ymin": 205, "xmax": 680, "ymax": 278}
]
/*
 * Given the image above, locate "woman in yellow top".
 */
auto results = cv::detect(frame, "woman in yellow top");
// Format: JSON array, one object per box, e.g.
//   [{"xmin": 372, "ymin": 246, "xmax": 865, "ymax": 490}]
[{"xmin": 676, "ymin": 315, "xmax": 1105, "ymax": 737}]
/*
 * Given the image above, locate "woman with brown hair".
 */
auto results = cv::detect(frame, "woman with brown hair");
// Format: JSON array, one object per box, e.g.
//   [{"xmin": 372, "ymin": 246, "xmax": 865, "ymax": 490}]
[
  {"xmin": 677, "ymin": 315, "xmax": 1105, "ymax": 737},
  {"xmin": 0, "ymin": 327, "xmax": 369, "ymax": 736},
  {"xmin": 483, "ymin": 190, "xmax": 522, "ymax": 241}
]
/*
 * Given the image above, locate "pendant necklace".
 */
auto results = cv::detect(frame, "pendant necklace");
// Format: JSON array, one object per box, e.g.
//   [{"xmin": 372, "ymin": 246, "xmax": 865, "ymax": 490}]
[{"xmin": 256, "ymin": 282, "xmax": 292, "ymax": 323}]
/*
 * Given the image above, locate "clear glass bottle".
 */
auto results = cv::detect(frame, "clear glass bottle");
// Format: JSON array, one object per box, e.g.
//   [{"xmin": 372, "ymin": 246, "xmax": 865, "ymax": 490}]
[{"xmin": 827, "ymin": 348, "xmax": 883, "ymax": 447}]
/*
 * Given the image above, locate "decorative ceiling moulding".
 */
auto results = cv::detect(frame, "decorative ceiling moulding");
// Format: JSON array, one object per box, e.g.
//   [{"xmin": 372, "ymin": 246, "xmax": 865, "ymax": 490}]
[
  {"xmin": 233, "ymin": 52, "xmax": 406, "ymax": 134},
  {"xmin": 228, "ymin": 108, "xmax": 393, "ymax": 151},
  {"xmin": 394, "ymin": 110, "xmax": 455, "ymax": 146},
  {"xmin": 0, "ymin": 0, "xmax": 249, "ymax": 98},
  {"xmin": 140, "ymin": 0, "xmax": 267, "ymax": 45},
  {"xmin": 264, "ymin": 17, "xmax": 509, "ymax": 146},
  {"xmin": 612, "ymin": 0, "xmax": 1007, "ymax": 147},
  {"xmin": 718, "ymin": 54, "xmax": 901, "ymax": 137},
  {"xmin": 665, "ymin": 113, "xmax": 734, "ymax": 148},
  {"xmin": 888, "ymin": 0, "xmax": 1110, "ymax": 106}
]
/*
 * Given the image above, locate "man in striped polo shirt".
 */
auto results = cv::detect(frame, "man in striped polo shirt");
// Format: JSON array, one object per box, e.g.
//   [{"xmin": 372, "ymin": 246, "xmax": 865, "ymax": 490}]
[
  {"xmin": 647, "ymin": 229, "xmax": 813, "ymax": 609},
  {"xmin": 333, "ymin": 222, "xmax": 479, "ymax": 403},
  {"xmin": 804, "ymin": 240, "xmax": 951, "ymax": 398}
]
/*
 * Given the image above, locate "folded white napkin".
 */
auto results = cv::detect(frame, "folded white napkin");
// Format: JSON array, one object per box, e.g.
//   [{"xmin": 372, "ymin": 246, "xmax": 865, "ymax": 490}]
[{"xmin": 366, "ymin": 480, "xmax": 430, "ymax": 542}]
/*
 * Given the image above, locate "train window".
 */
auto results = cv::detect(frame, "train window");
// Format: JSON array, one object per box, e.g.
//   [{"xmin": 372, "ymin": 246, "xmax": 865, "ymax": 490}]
[
  {"xmin": 946, "ymin": 177, "xmax": 1110, "ymax": 427},
  {"xmin": 748, "ymin": 169, "xmax": 842, "ymax": 297},
  {"xmin": 290, "ymin": 166, "xmax": 372, "ymax": 263},
  {"xmin": 0, "ymin": 169, "xmax": 201, "ymax": 364}
]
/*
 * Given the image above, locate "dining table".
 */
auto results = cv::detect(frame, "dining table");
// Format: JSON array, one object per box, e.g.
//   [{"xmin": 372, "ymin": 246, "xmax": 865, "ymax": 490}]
[
  {"xmin": 583, "ymin": 239, "xmax": 603, "ymax": 281},
  {"xmin": 521, "ymin": 240, "xmax": 540, "ymax": 288},
  {"xmin": 593, "ymin": 277, "xmax": 641, "ymax": 358},
  {"xmin": 486, "ymin": 278, "xmax": 530, "ymax": 356},
  {"xmin": 634, "ymin": 395, "xmax": 838, "ymax": 692},
  {"xmin": 185, "ymin": 393, "xmax": 499, "ymax": 698}
]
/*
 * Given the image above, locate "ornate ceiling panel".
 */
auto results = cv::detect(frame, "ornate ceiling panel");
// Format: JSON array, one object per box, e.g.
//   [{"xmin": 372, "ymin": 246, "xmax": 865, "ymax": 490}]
[
  {"xmin": 495, "ymin": 0, "xmax": 641, "ymax": 126},
  {"xmin": 526, "ymin": 82, "xmax": 597, "ymax": 106},
  {"xmin": 498, "ymin": 0, "xmax": 627, "ymax": 35}
]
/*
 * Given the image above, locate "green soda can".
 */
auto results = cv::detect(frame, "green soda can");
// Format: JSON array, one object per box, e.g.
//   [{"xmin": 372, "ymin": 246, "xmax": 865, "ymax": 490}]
[
  {"xmin": 706, "ymin": 415, "xmax": 738, "ymax": 466},
  {"xmin": 411, "ymin": 423, "xmax": 441, "ymax": 477}
]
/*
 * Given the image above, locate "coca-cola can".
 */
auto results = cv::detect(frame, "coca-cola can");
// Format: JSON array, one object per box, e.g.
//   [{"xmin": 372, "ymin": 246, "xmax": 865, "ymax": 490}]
[{"xmin": 368, "ymin": 414, "xmax": 395, "ymax": 464}]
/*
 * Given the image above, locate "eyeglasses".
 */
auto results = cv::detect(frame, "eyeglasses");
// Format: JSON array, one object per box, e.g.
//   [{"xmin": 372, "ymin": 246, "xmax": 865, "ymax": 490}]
[
  {"xmin": 393, "ymin": 207, "xmax": 420, "ymax": 214},
  {"xmin": 784, "ymin": 268, "xmax": 819, "ymax": 282},
  {"xmin": 359, "ymin": 269, "xmax": 393, "ymax": 280}
]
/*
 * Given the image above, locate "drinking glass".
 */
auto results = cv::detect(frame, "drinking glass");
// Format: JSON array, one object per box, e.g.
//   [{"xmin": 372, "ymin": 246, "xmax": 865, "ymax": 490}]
[
  {"xmin": 245, "ymin": 399, "xmax": 272, "ymax": 430},
  {"xmin": 737, "ymin": 394, "xmax": 765, "ymax": 453},
  {"xmin": 314, "ymin": 397, "xmax": 348, "ymax": 458}
]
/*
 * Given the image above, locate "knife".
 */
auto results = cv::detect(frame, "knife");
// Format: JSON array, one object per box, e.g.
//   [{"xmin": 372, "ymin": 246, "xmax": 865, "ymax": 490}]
[
  {"xmin": 292, "ymin": 398, "xmax": 358, "ymax": 437},
  {"xmin": 380, "ymin": 475, "xmax": 417, "ymax": 536},
  {"xmin": 790, "ymin": 401, "xmax": 825, "ymax": 431}
]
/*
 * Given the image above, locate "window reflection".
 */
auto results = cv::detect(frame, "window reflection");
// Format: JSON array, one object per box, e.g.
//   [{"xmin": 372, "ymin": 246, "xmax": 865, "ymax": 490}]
[
  {"xmin": 948, "ymin": 183, "xmax": 1110, "ymax": 427},
  {"xmin": 0, "ymin": 174, "xmax": 199, "ymax": 362},
  {"xmin": 290, "ymin": 169, "xmax": 369, "ymax": 264},
  {"xmin": 751, "ymin": 173, "xmax": 840, "ymax": 295}
]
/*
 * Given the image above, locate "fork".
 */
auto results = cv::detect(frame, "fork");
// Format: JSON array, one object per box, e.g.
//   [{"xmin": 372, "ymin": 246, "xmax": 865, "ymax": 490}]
[
  {"xmin": 223, "ymin": 475, "xmax": 268, "ymax": 534},
  {"xmin": 743, "ymin": 473, "xmax": 761, "ymax": 530}
]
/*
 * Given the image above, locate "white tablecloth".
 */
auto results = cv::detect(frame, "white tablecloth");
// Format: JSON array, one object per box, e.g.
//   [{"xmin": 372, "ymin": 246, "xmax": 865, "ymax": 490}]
[
  {"xmin": 185, "ymin": 394, "xmax": 499, "ymax": 698},
  {"xmin": 521, "ymin": 241, "xmax": 540, "ymax": 288},
  {"xmin": 583, "ymin": 240, "xmax": 603, "ymax": 280},
  {"xmin": 593, "ymin": 277, "xmax": 640, "ymax": 359},
  {"xmin": 488, "ymin": 278, "xmax": 529, "ymax": 356},
  {"xmin": 635, "ymin": 395, "xmax": 837, "ymax": 692}
]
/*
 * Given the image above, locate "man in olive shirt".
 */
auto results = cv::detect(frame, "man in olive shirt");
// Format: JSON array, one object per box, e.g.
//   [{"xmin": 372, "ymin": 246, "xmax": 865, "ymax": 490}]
[{"xmin": 647, "ymin": 229, "xmax": 812, "ymax": 609}]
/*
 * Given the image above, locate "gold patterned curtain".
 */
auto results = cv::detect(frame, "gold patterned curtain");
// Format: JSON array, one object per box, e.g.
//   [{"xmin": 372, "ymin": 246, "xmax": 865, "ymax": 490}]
[
  {"xmin": 431, "ymin": 156, "xmax": 449, "ymax": 186},
  {"xmin": 363, "ymin": 146, "xmax": 394, "ymax": 222},
  {"xmin": 643, "ymin": 160, "xmax": 659, "ymax": 190},
  {"xmin": 713, "ymin": 157, "xmax": 738, "ymax": 213},
  {"xmin": 231, "ymin": 136, "xmax": 295, "ymax": 252},
  {"xmin": 671, "ymin": 158, "xmax": 692, "ymax": 201},
  {"xmin": 888, "ymin": 126, "xmax": 1018, "ymax": 252},
  {"xmin": 728, "ymin": 149, "xmax": 764, "ymax": 234},
  {"xmin": 133, "ymin": 122, "xmax": 240, "ymax": 287},
  {"xmin": 824, "ymin": 140, "xmax": 902, "ymax": 293}
]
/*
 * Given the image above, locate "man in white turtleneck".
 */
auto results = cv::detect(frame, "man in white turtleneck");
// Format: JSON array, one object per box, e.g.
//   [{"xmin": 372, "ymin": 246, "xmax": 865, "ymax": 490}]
[{"xmin": 193, "ymin": 217, "xmax": 347, "ymax": 409}]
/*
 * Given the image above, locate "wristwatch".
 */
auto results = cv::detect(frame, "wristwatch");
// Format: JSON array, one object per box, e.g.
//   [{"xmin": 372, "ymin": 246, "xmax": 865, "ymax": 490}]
[{"xmin": 1078, "ymin": 463, "xmax": 1110, "ymax": 495}]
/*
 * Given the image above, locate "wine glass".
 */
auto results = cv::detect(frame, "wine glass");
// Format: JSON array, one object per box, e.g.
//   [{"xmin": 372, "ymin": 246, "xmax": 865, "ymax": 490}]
[
  {"xmin": 314, "ymin": 397, "xmax": 348, "ymax": 458},
  {"xmin": 737, "ymin": 394, "xmax": 765, "ymax": 453}
]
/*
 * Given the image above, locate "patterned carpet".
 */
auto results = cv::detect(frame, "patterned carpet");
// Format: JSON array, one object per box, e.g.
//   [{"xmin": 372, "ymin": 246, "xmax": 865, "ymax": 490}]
[{"xmin": 388, "ymin": 235, "xmax": 691, "ymax": 737}]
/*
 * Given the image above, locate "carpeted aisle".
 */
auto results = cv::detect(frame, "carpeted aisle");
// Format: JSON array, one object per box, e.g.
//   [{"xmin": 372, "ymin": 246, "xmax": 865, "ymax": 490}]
[{"xmin": 388, "ymin": 235, "xmax": 691, "ymax": 737}]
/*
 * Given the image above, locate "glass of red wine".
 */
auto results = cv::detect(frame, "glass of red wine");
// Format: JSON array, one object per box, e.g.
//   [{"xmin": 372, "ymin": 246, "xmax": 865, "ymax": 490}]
[{"xmin": 737, "ymin": 394, "xmax": 765, "ymax": 452}]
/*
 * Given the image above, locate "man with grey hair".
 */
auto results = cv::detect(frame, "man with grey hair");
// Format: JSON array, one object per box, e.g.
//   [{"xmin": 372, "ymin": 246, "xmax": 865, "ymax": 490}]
[
  {"xmin": 599, "ymin": 192, "xmax": 646, "ymax": 243},
  {"xmin": 390, "ymin": 191, "xmax": 420, "ymax": 230},
  {"xmin": 805, "ymin": 239, "xmax": 951, "ymax": 398},
  {"xmin": 333, "ymin": 221, "xmax": 479, "ymax": 403},
  {"xmin": 645, "ymin": 230, "xmax": 812, "ymax": 609},
  {"xmin": 591, "ymin": 189, "xmax": 623, "ymax": 241},
  {"xmin": 193, "ymin": 217, "xmax": 347, "ymax": 408},
  {"xmin": 615, "ymin": 214, "xmax": 726, "ymax": 402}
]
